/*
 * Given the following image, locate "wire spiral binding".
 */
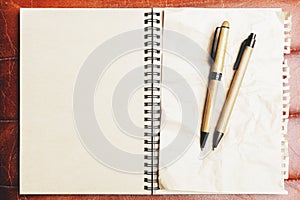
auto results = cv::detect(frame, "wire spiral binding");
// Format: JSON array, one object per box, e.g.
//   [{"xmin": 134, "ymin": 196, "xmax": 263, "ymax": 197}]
[{"xmin": 143, "ymin": 9, "xmax": 161, "ymax": 193}]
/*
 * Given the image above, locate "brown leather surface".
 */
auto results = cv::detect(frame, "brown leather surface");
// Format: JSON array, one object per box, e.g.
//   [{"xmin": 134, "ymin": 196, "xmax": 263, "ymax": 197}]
[
  {"xmin": 0, "ymin": 60, "xmax": 18, "ymax": 119},
  {"xmin": 0, "ymin": 0, "xmax": 299, "ymax": 199},
  {"xmin": 0, "ymin": 181, "xmax": 300, "ymax": 200}
]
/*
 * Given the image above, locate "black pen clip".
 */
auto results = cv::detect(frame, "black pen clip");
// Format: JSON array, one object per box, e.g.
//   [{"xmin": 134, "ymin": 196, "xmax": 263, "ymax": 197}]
[
  {"xmin": 234, "ymin": 33, "xmax": 256, "ymax": 70},
  {"xmin": 210, "ymin": 27, "xmax": 221, "ymax": 61},
  {"xmin": 233, "ymin": 39, "xmax": 247, "ymax": 70}
]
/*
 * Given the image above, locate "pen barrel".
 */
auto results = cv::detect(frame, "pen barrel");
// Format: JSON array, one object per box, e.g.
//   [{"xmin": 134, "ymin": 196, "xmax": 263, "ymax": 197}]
[
  {"xmin": 201, "ymin": 79, "xmax": 220, "ymax": 133},
  {"xmin": 216, "ymin": 46, "xmax": 254, "ymax": 133},
  {"xmin": 201, "ymin": 22, "xmax": 229, "ymax": 133},
  {"xmin": 211, "ymin": 25, "xmax": 230, "ymax": 73}
]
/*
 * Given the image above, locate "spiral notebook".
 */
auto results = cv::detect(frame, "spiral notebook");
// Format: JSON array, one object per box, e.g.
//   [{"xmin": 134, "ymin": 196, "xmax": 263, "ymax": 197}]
[{"xmin": 20, "ymin": 8, "xmax": 290, "ymax": 194}]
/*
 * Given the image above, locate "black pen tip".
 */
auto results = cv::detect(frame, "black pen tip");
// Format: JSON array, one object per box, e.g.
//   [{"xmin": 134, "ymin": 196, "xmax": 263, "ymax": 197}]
[
  {"xmin": 213, "ymin": 131, "xmax": 224, "ymax": 150},
  {"xmin": 200, "ymin": 131, "xmax": 209, "ymax": 149}
]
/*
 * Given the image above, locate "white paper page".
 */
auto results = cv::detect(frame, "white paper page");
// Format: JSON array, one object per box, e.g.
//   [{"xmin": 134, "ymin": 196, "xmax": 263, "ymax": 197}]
[
  {"xmin": 159, "ymin": 8, "xmax": 286, "ymax": 194},
  {"xmin": 20, "ymin": 8, "xmax": 148, "ymax": 194}
]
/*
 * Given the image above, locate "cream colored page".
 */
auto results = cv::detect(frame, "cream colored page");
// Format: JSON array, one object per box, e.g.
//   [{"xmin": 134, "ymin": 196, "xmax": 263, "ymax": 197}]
[
  {"xmin": 20, "ymin": 8, "xmax": 148, "ymax": 194},
  {"xmin": 159, "ymin": 8, "xmax": 285, "ymax": 193}
]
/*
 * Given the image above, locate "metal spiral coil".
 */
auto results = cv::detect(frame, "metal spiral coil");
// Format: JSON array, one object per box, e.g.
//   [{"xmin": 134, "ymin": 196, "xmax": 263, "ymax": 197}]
[{"xmin": 143, "ymin": 9, "xmax": 161, "ymax": 193}]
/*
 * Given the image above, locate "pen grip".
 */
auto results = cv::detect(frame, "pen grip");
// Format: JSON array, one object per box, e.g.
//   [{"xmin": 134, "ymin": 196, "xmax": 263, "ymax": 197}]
[
  {"xmin": 216, "ymin": 46, "xmax": 254, "ymax": 133},
  {"xmin": 201, "ymin": 79, "xmax": 220, "ymax": 133}
]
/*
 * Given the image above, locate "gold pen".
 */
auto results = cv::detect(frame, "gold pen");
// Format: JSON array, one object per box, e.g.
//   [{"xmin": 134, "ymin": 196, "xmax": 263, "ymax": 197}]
[
  {"xmin": 213, "ymin": 33, "xmax": 256, "ymax": 150},
  {"xmin": 200, "ymin": 21, "xmax": 230, "ymax": 150}
]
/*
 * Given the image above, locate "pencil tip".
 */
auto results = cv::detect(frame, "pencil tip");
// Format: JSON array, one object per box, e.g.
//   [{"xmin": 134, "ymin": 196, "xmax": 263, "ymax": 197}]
[
  {"xmin": 200, "ymin": 132, "xmax": 209, "ymax": 149},
  {"xmin": 213, "ymin": 131, "xmax": 224, "ymax": 150}
]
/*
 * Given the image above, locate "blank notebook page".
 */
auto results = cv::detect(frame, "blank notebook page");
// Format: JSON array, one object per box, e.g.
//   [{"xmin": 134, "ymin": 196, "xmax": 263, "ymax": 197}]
[
  {"xmin": 159, "ymin": 8, "xmax": 286, "ymax": 194},
  {"xmin": 20, "ymin": 8, "xmax": 147, "ymax": 194}
]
